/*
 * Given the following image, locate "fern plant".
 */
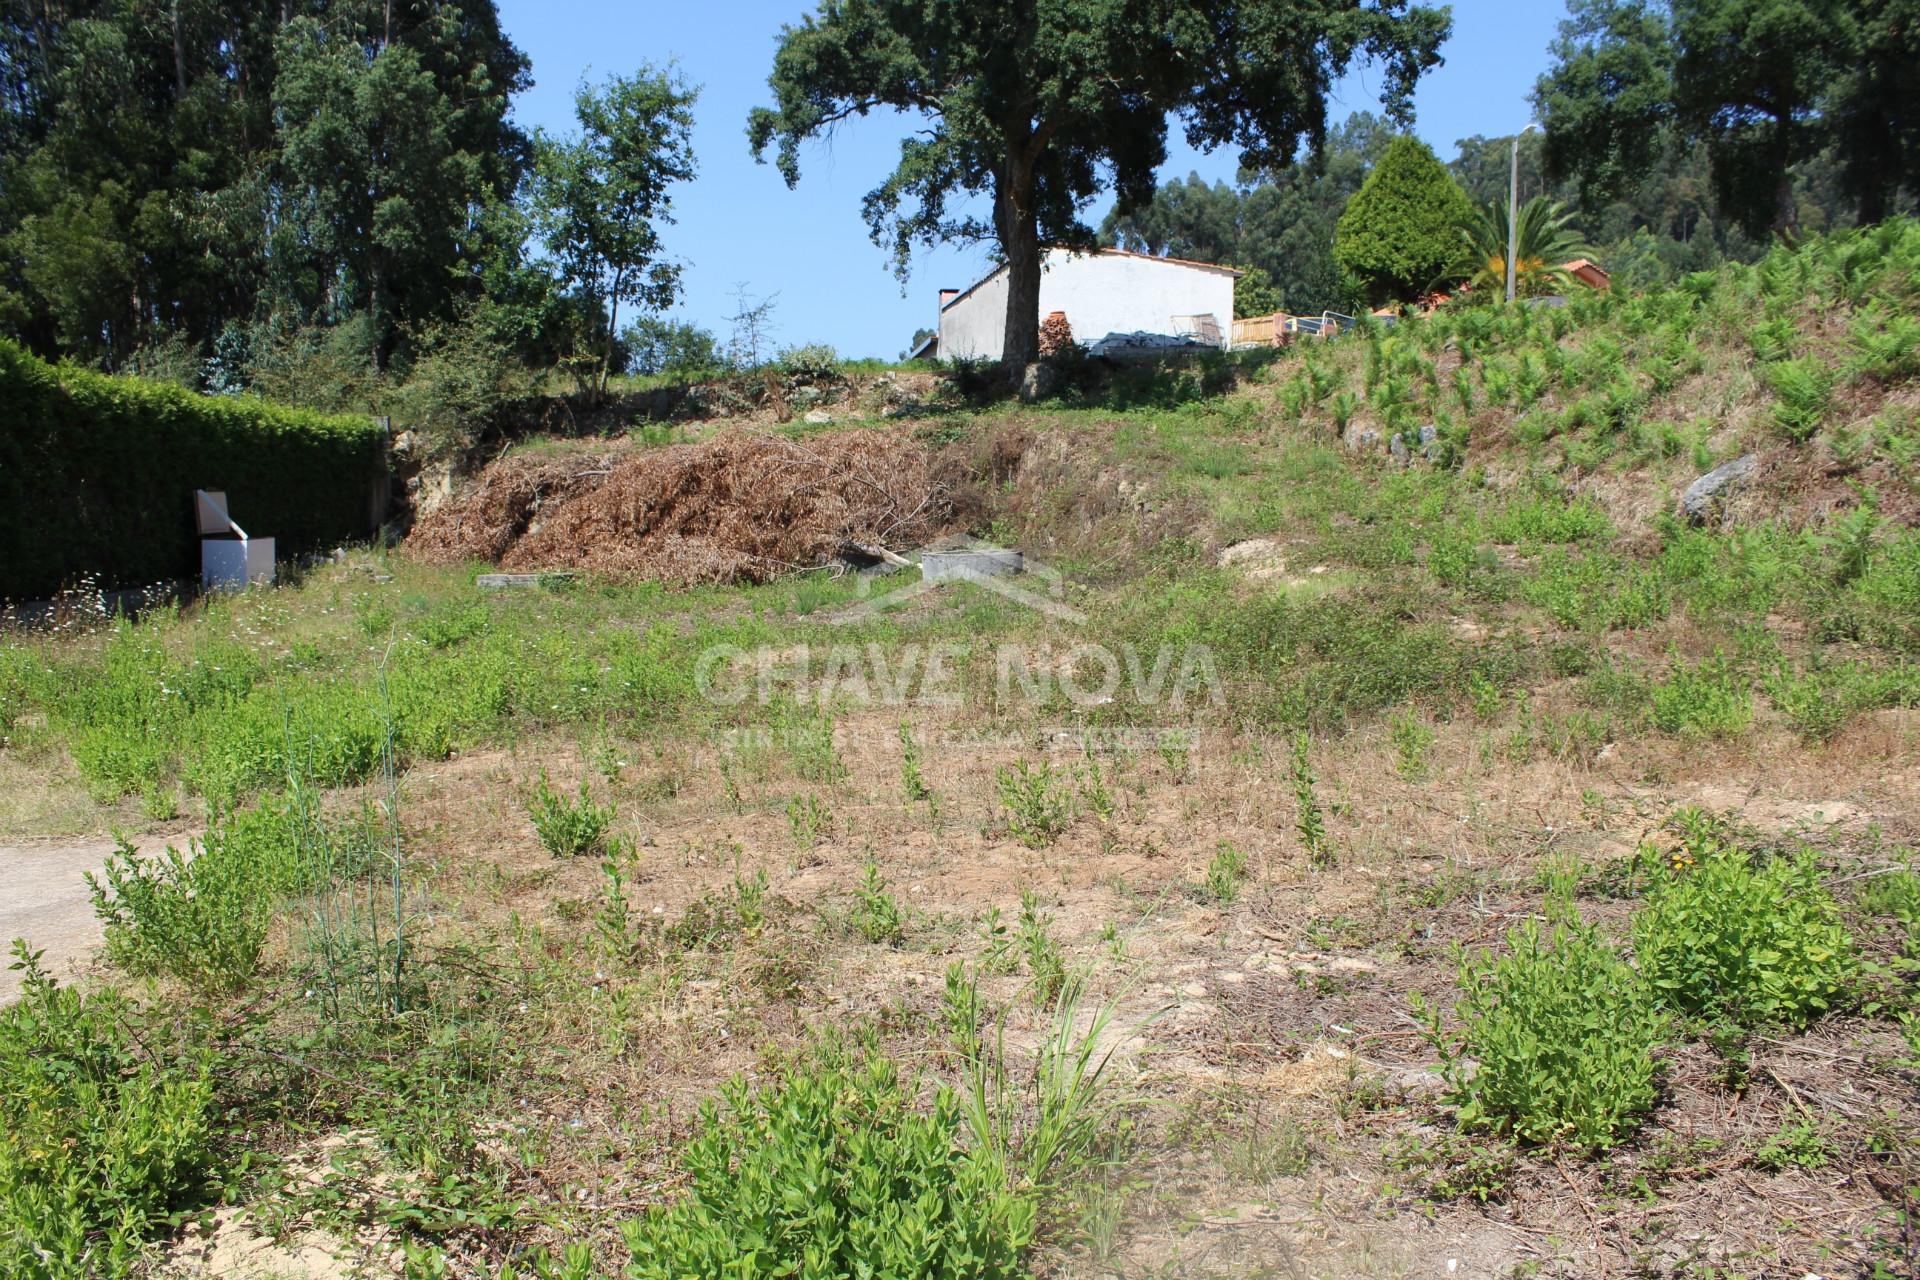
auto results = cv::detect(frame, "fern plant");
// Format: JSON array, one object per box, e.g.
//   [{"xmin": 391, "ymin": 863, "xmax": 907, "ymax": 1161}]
[{"xmin": 1764, "ymin": 357, "xmax": 1834, "ymax": 442}]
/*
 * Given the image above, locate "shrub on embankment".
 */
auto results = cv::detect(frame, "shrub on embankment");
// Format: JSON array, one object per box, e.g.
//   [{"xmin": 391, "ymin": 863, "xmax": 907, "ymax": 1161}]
[{"xmin": 0, "ymin": 339, "xmax": 389, "ymax": 599}]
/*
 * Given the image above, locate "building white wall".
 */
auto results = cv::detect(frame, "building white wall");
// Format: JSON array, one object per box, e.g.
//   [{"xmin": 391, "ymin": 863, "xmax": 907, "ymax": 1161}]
[
  {"xmin": 936, "ymin": 249, "xmax": 1235, "ymax": 361},
  {"xmin": 937, "ymin": 266, "xmax": 1011, "ymax": 361}
]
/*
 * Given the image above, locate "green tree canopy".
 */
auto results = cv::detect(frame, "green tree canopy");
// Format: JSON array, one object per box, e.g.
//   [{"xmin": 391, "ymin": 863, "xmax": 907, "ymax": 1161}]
[
  {"xmin": 0, "ymin": 0, "xmax": 530, "ymax": 369},
  {"xmin": 1332, "ymin": 134, "xmax": 1473, "ymax": 304},
  {"xmin": 1232, "ymin": 267, "xmax": 1284, "ymax": 318},
  {"xmin": 531, "ymin": 69, "xmax": 698, "ymax": 396},
  {"xmin": 1534, "ymin": 0, "xmax": 1919, "ymax": 237},
  {"xmin": 748, "ymin": 0, "xmax": 1450, "ymax": 368},
  {"xmin": 1104, "ymin": 111, "xmax": 1394, "ymax": 316}
]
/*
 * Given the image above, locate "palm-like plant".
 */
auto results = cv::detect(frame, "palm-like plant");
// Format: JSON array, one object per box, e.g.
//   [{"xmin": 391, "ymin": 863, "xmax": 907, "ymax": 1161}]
[{"xmin": 1458, "ymin": 197, "xmax": 1595, "ymax": 298}]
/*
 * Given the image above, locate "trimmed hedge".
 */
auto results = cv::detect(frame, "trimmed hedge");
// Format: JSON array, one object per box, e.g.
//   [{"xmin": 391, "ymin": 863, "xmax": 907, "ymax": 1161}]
[{"xmin": 0, "ymin": 340, "xmax": 389, "ymax": 599}]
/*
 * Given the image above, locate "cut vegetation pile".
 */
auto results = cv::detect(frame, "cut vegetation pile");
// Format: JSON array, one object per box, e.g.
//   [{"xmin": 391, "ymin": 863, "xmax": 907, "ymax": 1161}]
[{"xmin": 408, "ymin": 427, "xmax": 968, "ymax": 583}]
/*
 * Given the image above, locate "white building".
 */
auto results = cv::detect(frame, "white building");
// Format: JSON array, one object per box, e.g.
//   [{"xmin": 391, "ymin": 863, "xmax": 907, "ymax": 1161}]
[{"xmin": 921, "ymin": 247, "xmax": 1240, "ymax": 361}]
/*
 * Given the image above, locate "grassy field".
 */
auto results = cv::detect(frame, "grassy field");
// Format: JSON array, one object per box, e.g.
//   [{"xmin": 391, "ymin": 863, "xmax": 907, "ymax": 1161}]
[{"xmin": 4, "ymin": 223, "xmax": 1920, "ymax": 1278}]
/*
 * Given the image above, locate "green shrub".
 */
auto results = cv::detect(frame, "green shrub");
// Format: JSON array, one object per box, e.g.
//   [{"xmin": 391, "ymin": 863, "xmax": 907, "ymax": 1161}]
[
  {"xmin": 620, "ymin": 1054, "xmax": 1032, "ymax": 1280},
  {"xmin": 852, "ymin": 862, "xmax": 906, "ymax": 944},
  {"xmin": 774, "ymin": 342, "xmax": 841, "ymax": 382},
  {"xmin": 0, "ymin": 943, "xmax": 214, "ymax": 1278},
  {"xmin": 1017, "ymin": 892, "xmax": 1066, "ymax": 1006},
  {"xmin": 1764, "ymin": 659, "xmax": 1920, "ymax": 741},
  {"xmin": 382, "ymin": 304, "xmax": 533, "ymax": 462},
  {"xmin": 996, "ymin": 760, "xmax": 1072, "ymax": 849},
  {"xmin": 1649, "ymin": 653, "xmax": 1752, "ymax": 738},
  {"xmin": 1203, "ymin": 841, "xmax": 1250, "ymax": 904},
  {"xmin": 1632, "ymin": 835, "xmax": 1855, "ymax": 1029},
  {"xmin": 527, "ymin": 771, "xmax": 615, "ymax": 857},
  {"xmin": 0, "ymin": 337, "xmax": 387, "ymax": 599},
  {"xmin": 1519, "ymin": 550, "xmax": 1670, "ymax": 632},
  {"xmin": 1415, "ymin": 917, "xmax": 1669, "ymax": 1149},
  {"xmin": 1474, "ymin": 495, "xmax": 1612, "ymax": 548},
  {"xmin": 86, "ymin": 787, "xmax": 365, "ymax": 992}
]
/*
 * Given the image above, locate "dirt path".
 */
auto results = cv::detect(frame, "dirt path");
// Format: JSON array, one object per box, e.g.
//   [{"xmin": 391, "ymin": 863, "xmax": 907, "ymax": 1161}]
[{"xmin": 0, "ymin": 830, "xmax": 188, "ymax": 1002}]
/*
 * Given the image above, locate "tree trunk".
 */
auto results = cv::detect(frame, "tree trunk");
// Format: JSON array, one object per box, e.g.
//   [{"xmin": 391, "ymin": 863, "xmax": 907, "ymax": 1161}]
[
  {"xmin": 1769, "ymin": 114, "xmax": 1799, "ymax": 238},
  {"xmin": 997, "ymin": 177, "xmax": 1041, "ymax": 372},
  {"xmin": 170, "ymin": 0, "xmax": 186, "ymax": 98},
  {"xmin": 600, "ymin": 285, "xmax": 622, "ymax": 403}
]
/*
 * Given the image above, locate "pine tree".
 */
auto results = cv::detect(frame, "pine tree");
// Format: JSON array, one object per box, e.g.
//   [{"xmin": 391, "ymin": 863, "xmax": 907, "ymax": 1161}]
[{"xmin": 1333, "ymin": 135, "xmax": 1474, "ymax": 305}]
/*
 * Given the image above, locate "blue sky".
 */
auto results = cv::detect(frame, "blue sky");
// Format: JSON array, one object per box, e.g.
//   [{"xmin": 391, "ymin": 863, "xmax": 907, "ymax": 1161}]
[{"xmin": 495, "ymin": 1, "xmax": 1569, "ymax": 359}]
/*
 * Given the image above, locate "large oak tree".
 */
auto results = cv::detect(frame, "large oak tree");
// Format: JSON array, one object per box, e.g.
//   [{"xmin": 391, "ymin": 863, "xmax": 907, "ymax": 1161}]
[{"xmin": 748, "ymin": 0, "xmax": 1450, "ymax": 369}]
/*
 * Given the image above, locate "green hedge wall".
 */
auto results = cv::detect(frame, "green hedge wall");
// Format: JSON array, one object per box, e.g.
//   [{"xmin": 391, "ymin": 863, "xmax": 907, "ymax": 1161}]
[{"xmin": 0, "ymin": 340, "xmax": 389, "ymax": 600}]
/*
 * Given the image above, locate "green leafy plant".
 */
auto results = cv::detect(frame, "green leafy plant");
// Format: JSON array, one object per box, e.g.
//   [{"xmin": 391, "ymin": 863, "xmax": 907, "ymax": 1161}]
[
  {"xmin": 1631, "ymin": 834, "xmax": 1855, "ymax": 1029},
  {"xmin": 1075, "ymin": 759, "xmax": 1115, "ymax": 822},
  {"xmin": 786, "ymin": 792, "xmax": 832, "ymax": 850},
  {"xmin": 785, "ymin": 708, "xmax": 847, "ymax": 783},
  {"xmin": 1753, "ymin": 1118, "xmax": 1830, "ymax": 1172},
  {"xmin": 89, "ymin": 833, "xmax": 269, "ymax": 993},
  {"xmin": 1414, "ymin": 917, "xmax": 1670, "ymax": 1149},
  {"xmin": 1649, "ymin": 653, "xmax": 1752, "ymax": 738},
  {"xmin": 1289, "ymin": 733, "xmax": 1332, "ymax": 867},
  {"xmin": 942, "ymin": 962, "xmax": 985, "ymax": 1062},
  {"xmin": 0, "ymin": 942, "xmax": 215, "ymax": 1277},
  {"xmin": 594, "ymin": 848, "xmax": 639, "ymax": 958},
  {"xmin": 996, "ymin": 760, "xmax": 1073, "ymax": 849},
  {"xmin": 1389, "ymin": 710, "xmax": 1435, "ymax": 781},
  {"xmin": 978, "ymin": 906, "xmax": 1018, "ymax": 975},
  {"xmin": 1203, "ymin": 841, "xmax": 1250, "ymax": 905},
  {"xmin": 86, "ymin": 785, "xmax": 355, "ymax": 992},
  {"xmin": 852, "ymin": 862, "xmax": 905, "ymax": 945},
  {"xmin": 527, "ymin": 771, "xmax": 614, "ymax": 857},
  {"xmin": 899, "ymin": 721, "xmax": 932, "ymax": 804},
  {"xmin": 619, "ymin": 1052, "xmax": 1033, "ymax": 1279},
  {"xmin": 1385, "ymin": 1132, "xmax": 1516, "ymax": 1204},
  {"xmin": 1018, "ymin": 892, "xmax": 1066, "ymax": 1007},
  {"xmin": 730, "ymin": 869, "xmax": 770, "ymax": 933}
]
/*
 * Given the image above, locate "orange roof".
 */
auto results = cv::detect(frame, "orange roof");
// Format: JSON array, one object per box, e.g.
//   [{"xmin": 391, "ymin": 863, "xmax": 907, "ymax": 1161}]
[{"xmin": 1561, "ymin": 258, "xmax": 1611, "ymax": 289}]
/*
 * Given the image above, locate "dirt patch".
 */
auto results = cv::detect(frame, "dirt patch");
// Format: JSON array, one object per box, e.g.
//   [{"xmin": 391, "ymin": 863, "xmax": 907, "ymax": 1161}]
[
  {"xmin": 408, "ymin": 427, "xmax": 973, "ymax": 584},
  {"xmin": 160, "ymin": 1133, "xmax": 392, "ymax": 1280}
]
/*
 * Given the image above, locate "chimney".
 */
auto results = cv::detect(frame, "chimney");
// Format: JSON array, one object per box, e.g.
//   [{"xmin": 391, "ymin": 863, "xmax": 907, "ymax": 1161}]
[{"xmin": 939, "ymin": 288, "xmax": 959, "ymax": 309}]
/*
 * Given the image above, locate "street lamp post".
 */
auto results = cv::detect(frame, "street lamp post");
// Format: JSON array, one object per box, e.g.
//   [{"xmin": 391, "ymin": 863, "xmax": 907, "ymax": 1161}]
[{"xmin": 1508, "ymin": 122, "xmax": 1542, "ymax": 304}]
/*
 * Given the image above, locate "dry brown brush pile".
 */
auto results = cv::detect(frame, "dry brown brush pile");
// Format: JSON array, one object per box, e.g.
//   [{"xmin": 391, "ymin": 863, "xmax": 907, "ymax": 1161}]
[{"xmin": 408, "ymin": 428, "xmax": 972, "ymax": 584}]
